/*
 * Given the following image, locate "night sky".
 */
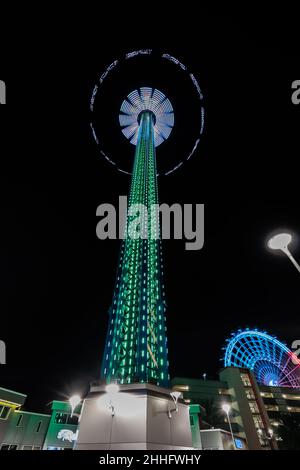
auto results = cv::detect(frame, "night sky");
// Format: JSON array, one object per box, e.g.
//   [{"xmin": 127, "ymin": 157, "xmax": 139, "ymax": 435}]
[{"xmin": 0, "ymin": 14, "xmax": 299, "ymax": 412}]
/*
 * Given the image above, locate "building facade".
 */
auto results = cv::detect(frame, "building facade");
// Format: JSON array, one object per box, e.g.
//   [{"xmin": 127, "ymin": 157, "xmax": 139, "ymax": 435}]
[
  {"xmin": 2, "ymin": 366, "xmax": 299, "ymax": 450},
  {"xmin": 0, "ymin": 387, "xmax": 80, "ymax": 450},
  {"xmin": 42, "ymin": 401, "xmax": 80, "ymax": 450},
  {"xmin": 172, "ymin": 366, "xmax": 300, "ymax": 450}
]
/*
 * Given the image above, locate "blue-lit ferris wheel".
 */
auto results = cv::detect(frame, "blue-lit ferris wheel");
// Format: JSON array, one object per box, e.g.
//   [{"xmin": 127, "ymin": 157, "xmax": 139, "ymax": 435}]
[{"xmin": 223, "ymin": 329, "xmax": 300, "ymax": 388}]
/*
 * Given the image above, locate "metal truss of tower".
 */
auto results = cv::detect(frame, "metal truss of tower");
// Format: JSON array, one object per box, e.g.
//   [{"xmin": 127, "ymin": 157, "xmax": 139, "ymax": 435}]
[{"xmin": 101, "ymin": 111, "xmax": 169, "ymax": 387}]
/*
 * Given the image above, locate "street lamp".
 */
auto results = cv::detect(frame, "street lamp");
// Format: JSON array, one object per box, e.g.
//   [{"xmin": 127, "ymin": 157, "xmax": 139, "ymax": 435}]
[
  {"xmin": 105, "ymin": 383, "xmax": 120, "ymax": 417},
  {"xmin": 69, "ymin": 394, "xmax": 81, "ymax": 418},
  {"xmin": 168, "ymin": 391, "xmax": 182, "ymax": 418},
  {"xmin": 268, "ymin": 233, "xmax": 300, "ymax": 273},
  {"xmin": 222, "ymin": 403, "xmax": 236, "ymax": 450}
]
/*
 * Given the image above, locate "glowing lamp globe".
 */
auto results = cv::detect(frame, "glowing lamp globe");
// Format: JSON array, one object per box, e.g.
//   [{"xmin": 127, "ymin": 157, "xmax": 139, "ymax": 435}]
[
  {"xmin": 268, "ymin": 233, "xmax": 292, "ymax": 253},
  {"xmin": 69, "ymin": 394, "xmax": 81, "ymax": 416},
  {"xmin": 267, "ymin": 232, "xmax": 300, "ymax": 273},
  {"xmin": 105, "ymin": 383, "xmax": 120, "ymax": 395},
  {"xmin": 222, "ymin": 403, "xmax": 231, "ymax": 414}
]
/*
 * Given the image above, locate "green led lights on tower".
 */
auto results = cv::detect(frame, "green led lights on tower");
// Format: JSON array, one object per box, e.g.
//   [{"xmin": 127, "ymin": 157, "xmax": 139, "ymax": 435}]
[{"xmin": 101, "ymin": 88, "xmax": 174, "ymax": 387}]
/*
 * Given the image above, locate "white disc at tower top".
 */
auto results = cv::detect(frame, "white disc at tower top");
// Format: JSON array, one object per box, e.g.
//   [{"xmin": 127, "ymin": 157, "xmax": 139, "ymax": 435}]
[{"xmin": 119, "ymin": 87, "xmax": 174, "ymax": 147}]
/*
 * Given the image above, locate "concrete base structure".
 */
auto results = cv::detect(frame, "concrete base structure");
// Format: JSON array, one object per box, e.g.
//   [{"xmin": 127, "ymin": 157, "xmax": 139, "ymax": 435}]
[{"xmin": 75, "ymin": 383, "xmax": 193, "ymax": 450}]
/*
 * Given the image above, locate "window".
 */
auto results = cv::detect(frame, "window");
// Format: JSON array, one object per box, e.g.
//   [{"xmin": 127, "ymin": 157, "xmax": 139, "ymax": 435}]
[
  {"xmin": 283, "ymin": 394, "xmax": 300, "ymax": 401},
  {"xmin": 54, "ymin": 412, "xmax": 78, "ymax": 426},
  {"xmin": 245, "ymin": 388, "xmax": 255, "ymax": 400},
  {"xmin": 259, "ymin": 438, "xmax": 270, "ymax": 448},
  {"xmin": 0, "ymin": 444, "xmax": 10, "ymax": 450},
  {"xmin": 265, "ymin": 404, "xmax": 279, "ymax": 412},
  {"xmin": 16, "ymin": 414, "xmax": 23, "ymax": 427},
  {"xmin": 218, "ymin": 388, "xmax": 231, "ymax": 395},
  {"xmin": 54, "ymin": 412, "xmax": 67, "ymax": 424},
  {"xmin": 253, "ymin": 415, "xmax": 264, "ymax": 428},
  {"xmin": 260, "ymin": 392, "xmax": 274, "ymax": 398},
  {"xmin": 172, "ymin": 385, "xmax": 189, "ymax": 392},
  {"xmin": 67, "ymin": 414, "xmax": 78, "ymax": 425},
  {"xmin": 287, "ymin": 406, "xmax": 300, "ymax": 413},
  {"xmin": 0, "ymin": 405, "xmax": 11, "ymax": 420},
  {"xmin": 248, "ymin": 401, "xmax": 260, "ymax": 414},
  {"xmin": 240, "ymin": 373, "xmax": 252, "ymax": 387},
  {"xmin": 189, "ymin": 415, "xmax": 195, "ymax": 426},
  {"xmin": 36, "ymin": 421, "xmax": 42, "ymax": 432},
  {"xmin": 23, "ymin": 445, "xmax": 41, "ymax": 450}
]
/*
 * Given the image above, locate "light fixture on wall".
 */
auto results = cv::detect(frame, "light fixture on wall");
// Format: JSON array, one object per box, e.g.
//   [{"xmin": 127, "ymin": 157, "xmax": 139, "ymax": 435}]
[{"xmin": 168, "ymin": 391, "xmax": 182, "ymax": 418}]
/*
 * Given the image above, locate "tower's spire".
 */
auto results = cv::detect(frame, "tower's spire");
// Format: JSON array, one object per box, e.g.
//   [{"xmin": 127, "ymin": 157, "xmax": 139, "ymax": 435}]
[{"xmin": 101, "ymin": 104, "xmax": 170, "ymax": 387}]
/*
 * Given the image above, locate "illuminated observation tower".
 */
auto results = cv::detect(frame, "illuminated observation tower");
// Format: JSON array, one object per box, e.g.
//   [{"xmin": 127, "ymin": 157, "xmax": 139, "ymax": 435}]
[
  {"xmin": 101, "ymin": 88, "xmax": 174, "ymax": 388},
  {"xmin": 75, "ymin": 52, "xmax": 205, "ymax": 450}
]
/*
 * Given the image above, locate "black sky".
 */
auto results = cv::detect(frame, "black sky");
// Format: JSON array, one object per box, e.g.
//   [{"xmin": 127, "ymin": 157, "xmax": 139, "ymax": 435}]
[{"xmin": 0, "ymin": 14, "xmax": 299, "ymax": 412}]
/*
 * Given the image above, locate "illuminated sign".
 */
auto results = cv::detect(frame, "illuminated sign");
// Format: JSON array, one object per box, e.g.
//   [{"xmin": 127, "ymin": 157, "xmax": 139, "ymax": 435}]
[
  {"xmin": 235, "ymin": 438, "xmax": 244, "ymax": 449},
  {"xmin": 57, "ymin": 429, "xmax": 78, "ymax": 442}
]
